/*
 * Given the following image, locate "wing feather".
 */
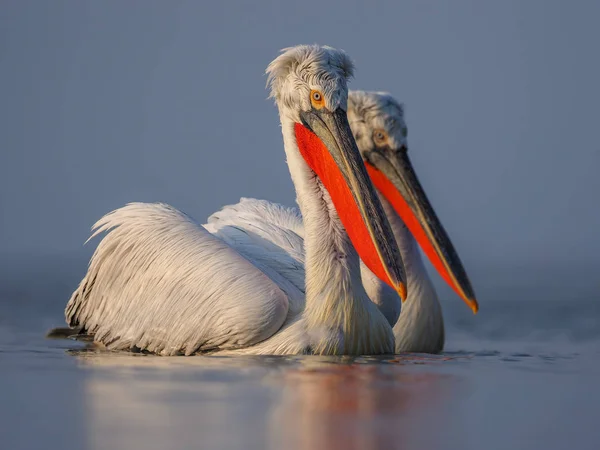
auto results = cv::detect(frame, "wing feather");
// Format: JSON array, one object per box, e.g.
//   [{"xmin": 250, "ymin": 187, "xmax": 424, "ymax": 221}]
[
  {"xmin": 204, "ymin": 198, "xmax": 307, "ymax": 312},
  {"xmin": 205, "ymin": 197, "xmax": 400, "ymax": 327},
  {"xmin": 66, "ymin": 202, "xmax": 289, "ymax": 355}
]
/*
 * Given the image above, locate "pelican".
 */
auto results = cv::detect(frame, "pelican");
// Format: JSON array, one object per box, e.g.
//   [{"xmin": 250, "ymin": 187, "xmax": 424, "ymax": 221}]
[
  {"xmin": 58, "ymin": 45, "xmax": 408, "ymax": 356},
  {"xmin": 205, "ymin": 91, "xmax": 478, "ymax": 354}
]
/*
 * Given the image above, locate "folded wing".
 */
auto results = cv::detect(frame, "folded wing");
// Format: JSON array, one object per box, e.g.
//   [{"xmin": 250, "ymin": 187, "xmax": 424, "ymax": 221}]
[
  {"xmin": 66, "ymin": 203, "xmax": 289, "ymax": 355},
  {"xmin": 205, "ymin": 198, "xmax": 306, "ymax": 303}
]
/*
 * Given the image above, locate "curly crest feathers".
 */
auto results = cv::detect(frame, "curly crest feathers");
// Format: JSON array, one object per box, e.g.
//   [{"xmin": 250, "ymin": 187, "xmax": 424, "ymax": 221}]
[
  {"xmin": 348, "ymin": 91, "xmax": 405, "ymax": 123},
  {"xmin": 266, "ymin": 45, "xmax": 354, "ymax": 113},
  {"xmin": 347, "ymin": 90, "xmax": 408, "ymax": 152}
]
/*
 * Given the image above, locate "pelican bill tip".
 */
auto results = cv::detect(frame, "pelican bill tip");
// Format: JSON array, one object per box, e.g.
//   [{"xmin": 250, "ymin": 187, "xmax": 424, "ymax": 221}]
[
  {"xmin": 469, "ymin": 298, "xmax": 479, "ymax": 314},
  {"xmin": 397, "ymin": 282, "xmax": 407, "ymax": 302}
]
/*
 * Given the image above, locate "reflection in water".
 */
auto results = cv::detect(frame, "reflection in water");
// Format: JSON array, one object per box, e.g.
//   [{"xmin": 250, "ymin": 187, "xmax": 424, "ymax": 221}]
[
  {"xmin": 72, "ymin": 351, "xmax": 459, "ymax": 450},
  {"xmin": 268, "ymin": 362, "xmax": 451, "ymax": 450}
]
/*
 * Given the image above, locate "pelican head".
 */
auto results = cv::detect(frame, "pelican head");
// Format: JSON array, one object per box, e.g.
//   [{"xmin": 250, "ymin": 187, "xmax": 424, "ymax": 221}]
[
  {"xmin": 266, "ymin": 46, "xmax": 407, "ymax": 300},
  {"xmin": 348, "ymin": 91, "xmax": 478, "ymax": 313}
]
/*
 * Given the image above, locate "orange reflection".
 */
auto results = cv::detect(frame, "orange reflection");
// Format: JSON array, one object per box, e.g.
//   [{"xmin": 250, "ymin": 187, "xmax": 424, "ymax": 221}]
[
  {"xmin": 71, "ymin": 352, "xmax": 457, "ymax": 450},
  {"xmin": 267, "ymin": 359, "xmax": 451, "ymax": 450}
]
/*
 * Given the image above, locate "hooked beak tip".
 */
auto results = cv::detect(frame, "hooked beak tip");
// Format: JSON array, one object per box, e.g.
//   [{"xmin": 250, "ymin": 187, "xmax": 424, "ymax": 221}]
[
  {"xmin": 468, "ymin": 298, "xmax": 479, "ymax": 314},
  {"xmin": 397, "ymin": 283, "xmax": 407, "ymax": 303}
]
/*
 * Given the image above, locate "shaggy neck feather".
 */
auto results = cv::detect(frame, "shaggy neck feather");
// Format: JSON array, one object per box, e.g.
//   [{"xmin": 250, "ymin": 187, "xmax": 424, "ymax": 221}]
[
  {"xmin": 378, "ymin": 195, "xmax": 445, "ymax": 353},
  {"xmin": 280, "ymin": 118, "xmax": 393, "ymax": 354}
]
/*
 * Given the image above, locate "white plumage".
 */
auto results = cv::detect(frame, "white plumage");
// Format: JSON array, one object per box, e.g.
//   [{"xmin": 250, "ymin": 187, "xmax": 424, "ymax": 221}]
[
  {"xmin": 67, "ymin": 203, "xmax": 290, "ymax": 355},
  {"xmin": 350, "ymin": 91, "xmax": 445, "ymax": 352},
  {"xmin": 205, "ymin": 91, "xmax": 445, "ymax": 354},
  {"xmin": 64, "ymin": 45, "xmax": 405, "ymax": 356}
]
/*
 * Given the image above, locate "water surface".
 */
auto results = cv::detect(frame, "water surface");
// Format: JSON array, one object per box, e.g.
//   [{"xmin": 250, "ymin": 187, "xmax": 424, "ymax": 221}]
[{"xmin": 1, "ymin": 271, "xmax": 599, "ymax": 450}]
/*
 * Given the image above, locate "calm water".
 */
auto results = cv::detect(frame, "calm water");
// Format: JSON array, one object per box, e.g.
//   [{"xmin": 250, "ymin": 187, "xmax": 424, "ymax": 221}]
[{"xmin": 1, "ymin": 262, "xmax": 599, "ymax": 450}]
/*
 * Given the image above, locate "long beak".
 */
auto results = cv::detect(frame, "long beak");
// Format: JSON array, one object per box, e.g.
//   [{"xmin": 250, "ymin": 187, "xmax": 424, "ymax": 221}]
[
  {"xmin": 364, "ymin": 146, "xmax": 478, "ymax": 313},
  {"xmin": 296, "ymin": 108, "xmax": 407, "ymax": 300}
]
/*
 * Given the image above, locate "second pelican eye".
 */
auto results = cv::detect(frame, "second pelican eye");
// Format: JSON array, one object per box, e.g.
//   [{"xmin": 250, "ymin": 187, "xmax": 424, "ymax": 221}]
[
  {"xmin": 310, "ymin": 90, "xmax": 325, "ymax": 109},
  {"xmin": 373, "ymin": 129, "xmax": 388, "ymax": 146}
]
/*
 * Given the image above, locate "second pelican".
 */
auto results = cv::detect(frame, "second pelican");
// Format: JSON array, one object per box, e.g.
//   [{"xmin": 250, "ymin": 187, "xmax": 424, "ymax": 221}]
[{"xmin": 206, "ymin": 91, "xmax": 477, "ymax": 354}]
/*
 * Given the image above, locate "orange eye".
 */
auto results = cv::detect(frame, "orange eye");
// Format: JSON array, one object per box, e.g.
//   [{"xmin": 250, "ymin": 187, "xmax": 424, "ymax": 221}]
[
  {"xmin": 310, "ymin": 90, "xmax": 325, "ymax": 109},
  {"xmin": 373, "ymin": 129, "xmax": 388, "ymax": 146}
]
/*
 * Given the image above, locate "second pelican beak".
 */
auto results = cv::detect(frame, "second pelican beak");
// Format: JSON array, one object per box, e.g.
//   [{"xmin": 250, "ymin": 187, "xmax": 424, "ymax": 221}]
[{"xmin": 365, "ymin": 146, "xmax": 478, "ymax": 313}]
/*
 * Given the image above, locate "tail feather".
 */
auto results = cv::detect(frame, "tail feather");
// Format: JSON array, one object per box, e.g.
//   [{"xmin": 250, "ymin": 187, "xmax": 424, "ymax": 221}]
[{"xmin": 46, "ymin": 326, "xmax": 83, "ymax": 339}]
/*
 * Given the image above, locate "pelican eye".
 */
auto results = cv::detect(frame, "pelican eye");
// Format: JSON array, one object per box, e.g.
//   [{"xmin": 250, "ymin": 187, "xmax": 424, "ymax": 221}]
[
  {"xmin": 310, "ymin": 90, "xmax": 325, "ymax": 109},
  {"xmin": 373, "ymin": 129, "xmax": 388, "ymax": 146}
]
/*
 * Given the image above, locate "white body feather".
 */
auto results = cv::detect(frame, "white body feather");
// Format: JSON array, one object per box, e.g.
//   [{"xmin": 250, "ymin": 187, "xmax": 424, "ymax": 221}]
[
  {"xmin": 65, "ymin": 46, "xmax": 395, "ymax": 356},
  {"xmin": 206, "ymin": 195, "xmax": 444, "ymax": 354},
  {"xmin": 67, "ymin": 203, "xmax": 291, "ymax": 355}
]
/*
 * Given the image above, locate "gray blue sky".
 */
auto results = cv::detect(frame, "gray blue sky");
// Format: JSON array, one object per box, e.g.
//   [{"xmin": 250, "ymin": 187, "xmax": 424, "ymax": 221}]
[{"xmin": 1, "ymin": 1, "xmax": 599, "ymax": 293}]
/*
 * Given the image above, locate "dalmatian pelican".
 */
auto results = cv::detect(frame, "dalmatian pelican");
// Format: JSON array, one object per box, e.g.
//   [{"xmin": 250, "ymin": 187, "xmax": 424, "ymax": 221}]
[
  {"xmin": 57, "ymin": 45, "xmax": 408, "ymax": 356},
  {"xmin": 205, "ymin": 91, "xmax": 478, "ymax": 354}
]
